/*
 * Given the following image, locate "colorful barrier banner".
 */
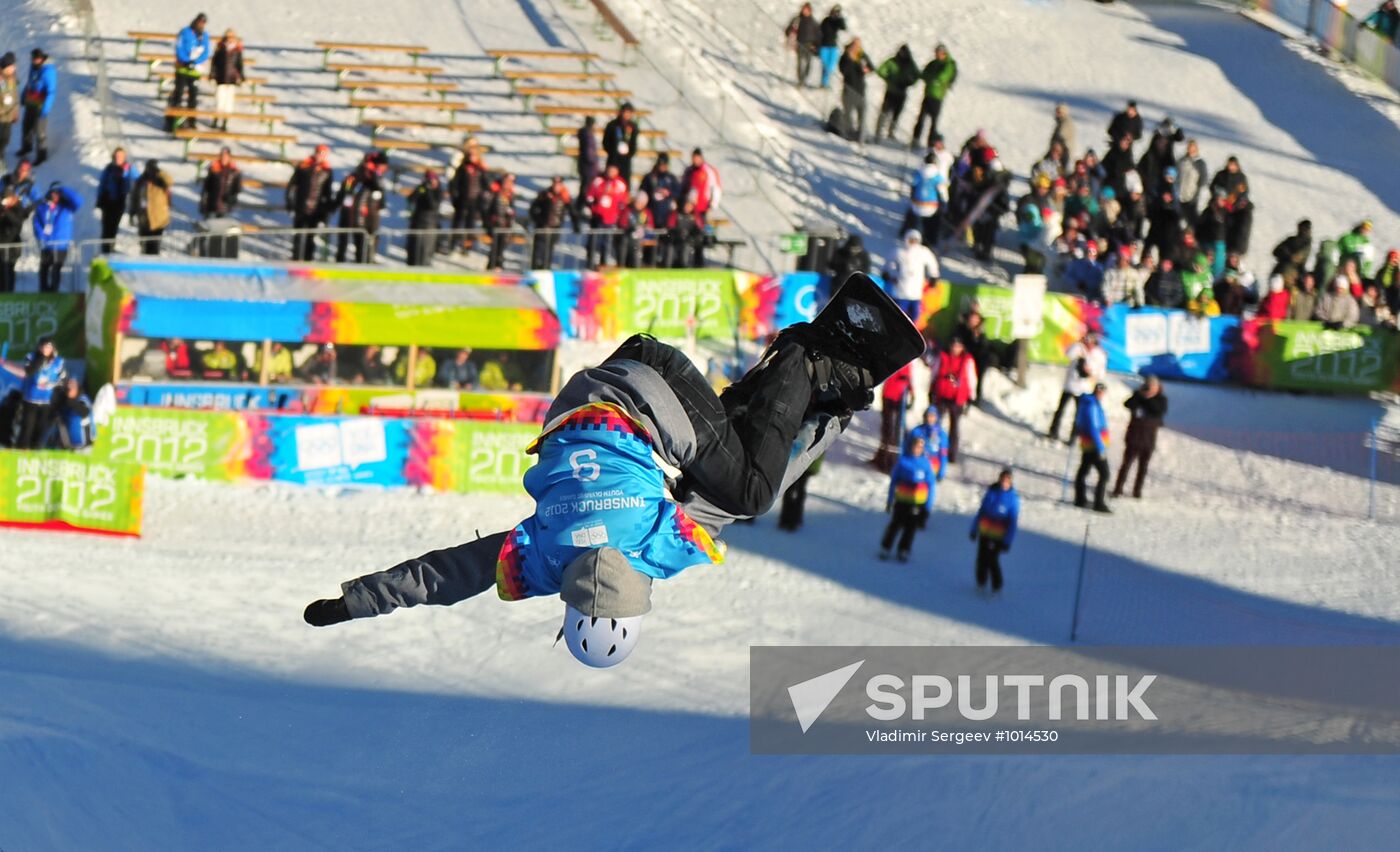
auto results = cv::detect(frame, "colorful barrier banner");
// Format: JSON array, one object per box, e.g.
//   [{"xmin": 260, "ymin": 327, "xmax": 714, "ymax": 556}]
[
  {"xmin": 91, "ymin": 407, "xmax": 538, "ymax": 493},
  {"xmin": 534, "ymin": 268, "xmax": 754, "ymax": 341},
  {"xmin": 0, "ymin": 450, "xmax": 144, "ymax": 537},
  {"xmin": 919, "ymin": 280, "xmax": 1096, "ymax": 365},
  {"xmin": 1099, "ymin": 306, "xmax": 1240, "ymax": 382},
  {"xmin": 0, "ymin": 294, "xmax": 85, "ymax": 357},
  {"xmin": 1234, "ymin": 319, "xmax": 1400, "ymax": 393},
  {"xmin": 116, "ymin": 383, "xmax": 553, "ymax": 422}
]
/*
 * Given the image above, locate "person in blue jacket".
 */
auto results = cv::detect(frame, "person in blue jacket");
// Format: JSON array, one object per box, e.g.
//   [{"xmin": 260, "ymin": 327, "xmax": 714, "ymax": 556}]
[
  {"xmin": 49, "ymin": 377, "xmax": 93, "ymax": 449},
  {"xmin": 1073, "ymin": 381, "xmax": 1112, "ymax": 513},
  {"xmin": 880, "ymin": 433, "xmax": 936, "ymax": 562},
  {"xmin": 17, "ymin": 336, "xmax": 65, "ymax": 449},
  {"xmin": 32, "ymin": 182, "xmax": 81, "ymax": 293},
  {"xmin": 96, "ymin": 147, "xmax": 135, "ymax": 254},
  {"xmin": 304, "ymin": 325, "xmax": 889, "ymax": 668},
  {"xmin": 907, "ymin": 406, "xmax": 949, "ymax": 481},
  {"xmin": 969, "ymin": 467, "xmax": 1019, "ymax": 594},
  {"xmin": 17, "ymin": 48, "xmax": 56, "ymax": 166},
  {"xmin": 166, "ymin": 13, "xmax": 211, "ymax": 130}
]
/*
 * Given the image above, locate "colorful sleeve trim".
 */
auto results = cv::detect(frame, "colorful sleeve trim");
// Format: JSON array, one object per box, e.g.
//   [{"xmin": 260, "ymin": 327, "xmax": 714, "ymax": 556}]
[
  {"xmin": 495, "ymin": 528, "xmax": 532, "ymax": 601},
  {"xmin": 673, "ymin": 506, "xmax": 725, "ymax": 564},
  {"xmin": 526, "ymin": 402, "xmax": 653, "ymax": 454}
]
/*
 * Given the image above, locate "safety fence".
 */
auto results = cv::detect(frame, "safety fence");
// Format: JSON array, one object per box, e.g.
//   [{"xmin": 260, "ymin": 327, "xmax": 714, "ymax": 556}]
[{"xmin": 1254, "ymin": 0, "xmax": 1400, "ymax": 93}]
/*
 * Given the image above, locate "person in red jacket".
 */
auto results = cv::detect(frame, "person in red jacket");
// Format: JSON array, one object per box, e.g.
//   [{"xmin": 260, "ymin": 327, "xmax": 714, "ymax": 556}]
[
  {"xmin": 930, "ymin": 336, "xmax": 977, "ymax": 463},
  {"xmin": 1256, "ymin": 274, "xmax": 1290, "ymax": 320},
  {"xmin": 680, "ymin": 148, "xmax": 722, "ymax": 224},
  {"xmin": 871, "ymin": 360, "xmax": 913, "ymax": 472},
  {"xmin": 584, "ymin": 163, "xmax": 629, "ymax": 268}
]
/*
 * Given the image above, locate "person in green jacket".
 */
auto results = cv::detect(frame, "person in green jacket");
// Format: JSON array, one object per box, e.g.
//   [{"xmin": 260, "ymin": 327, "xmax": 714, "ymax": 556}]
[
  {"xmin": 1337, "ymin": 220, "xmax": 1375, "ymax": 278},
  {"xmin": 910, "ymin": 43, "xmax": 957, "ymax": 151},
  {"xmin": 874, "ymin": 45, "xmax": 921, "ymax": 141}
]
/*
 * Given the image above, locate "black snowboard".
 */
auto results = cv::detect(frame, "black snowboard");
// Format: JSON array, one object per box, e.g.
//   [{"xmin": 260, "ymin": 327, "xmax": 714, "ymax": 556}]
[{"xmin": 811, "ymin": 272, "xmax": 926, "ymax": 385}]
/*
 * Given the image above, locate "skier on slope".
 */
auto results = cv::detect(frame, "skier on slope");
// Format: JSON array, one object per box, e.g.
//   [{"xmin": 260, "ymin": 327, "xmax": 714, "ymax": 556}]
[
  {"xmin": 969, "ymin": 468, "xmax": 1019, "ymax": 595},
  {"xmin": 304, "ymin": 274, "xmax": 924, "ymax": 668},
  {"xmin": 879, "ymin": 433, "xmax": 935, "ymax": 563}
]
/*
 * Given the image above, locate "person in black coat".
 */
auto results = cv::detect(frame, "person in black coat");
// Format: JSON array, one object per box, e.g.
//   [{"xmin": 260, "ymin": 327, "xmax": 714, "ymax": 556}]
[
  {"xmin": 529, "ymin": 175, "xmax": 578, "ymax": 269},
  {"xmin": 96, "ymin": 147, "xmax": 134, "ymax": 253},
  {"xmin": 482, "ymin": 172, "xmax": 518, "ymax": 270},
  {"xmin": 448, "ymin": 143, "xmax": 489, "ymax": 252},
  {"xmin": 837, "ymin": 40, "xmax": 875, "ymax": 143},
  {"xmin": 785, "ymin": 3, "xmax": 822, "ymax": 87},
  {"xmin": 1113, "ymin": 375, "xmax": 1168, "ymax": 499},
  {"xmin": 827, "ymin": 233, "xmax": 870, "ymax": 284},
  {"xmin": 405, "ymin": 170, "xmax": 444, "ymax": 267},
  {"xmin": 286, "ymin": 144, "xmax": 335, "ymax": 261},
  {"xmin": 602, "ymin": 104, "xmax": 641, "ymax": 186},
  {"xmin": 1107, "ymin": 100, "xmax": 1143, "ymax": 147},
  {"xmin": 639, "ymin": 154, "xmax": 681, "ymax": 266},
  {"xmin": 576, "ymin": 116, "xmax": 600, "ymax": 204},
  {"xmin": 817, "ymin": 5, "xmax": 846, "ymax": 88},
  {"xmin": 1271, "ymin": 219, "xmax": 1312, "ymax": 278},
  {"xmin": 0, "ymin": 187, "xmax": 24, "ymax": 292},
  {"xmin": 333, "ymin": 151, "xmax": 386, "ymax": 264}
]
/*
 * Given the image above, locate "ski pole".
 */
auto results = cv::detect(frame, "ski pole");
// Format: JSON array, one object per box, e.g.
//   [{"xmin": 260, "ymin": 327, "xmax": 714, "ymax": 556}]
[
  {"xmin": 1370, "ymin": 418, "xmax": 1379, "ymax": 522},
  {"xmin": 1070, "ymin": 521, "xmax": 1090, "ymax": 642}
]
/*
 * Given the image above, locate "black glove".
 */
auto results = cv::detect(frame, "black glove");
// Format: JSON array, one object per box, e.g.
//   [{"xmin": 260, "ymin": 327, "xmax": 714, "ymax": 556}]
[{"xmin": 304, "ymin": 597, "xmax": 351, "ymax": 627}]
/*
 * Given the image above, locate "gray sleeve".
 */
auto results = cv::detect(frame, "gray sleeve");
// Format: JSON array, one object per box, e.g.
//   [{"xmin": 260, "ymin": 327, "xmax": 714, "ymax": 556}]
[{"xmin": 340, "ymin": 530, "xmax": 511, "ymax": 619}]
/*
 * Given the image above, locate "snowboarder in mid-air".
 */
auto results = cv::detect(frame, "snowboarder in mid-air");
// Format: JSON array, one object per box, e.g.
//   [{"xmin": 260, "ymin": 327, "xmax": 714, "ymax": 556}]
[{"xmin": 304, "ymin": 274, "xmax": 925, "ymax": 668}]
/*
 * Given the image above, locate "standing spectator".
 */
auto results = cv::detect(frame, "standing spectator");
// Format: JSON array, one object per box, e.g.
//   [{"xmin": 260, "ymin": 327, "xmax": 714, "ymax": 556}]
[
  {"xmin": 448, "ymin": 143, "xmax": 489, "ymax": 252},
  {"xmin": 670, "ymin": 198, "xmax": 703, "ymax": 269},
  {"xmin": 50, "ymin": 378, "xmax": 93, "ymax": 450},
  {"xmin": 575, "ymin": 116, "xmax": 600, "ymax": 204},
  {"xmin": 96, "ymin": 147, "xmax": 135, "ymax": 254},
  {"xmin": 1049, "ymin": 103, "xmax": 1075, "ymax": 167},
  {"xmin": 483, "ymin": 172, "xmax": 517, "ymax": 270},
  {"xmin": 209, "ymin": 29, "xmax": 245, "ymax": 131},
  {"xmin": 129, "ymin": 161, "xmax": 172, "ymax": 257},
  {"xmin": 33, "ymin": 182, "xmax": 80, "ymax": 291},
  {"xmin": 602, "ymin": 103, "xmax": 641, "ymax": 186},
  {"xmin": 199, "ymin": 146, "xmax": 243, "ymax": 219},
  {"xmin": 828, "ymin": 232, "xmax": 870, "ymax": 283},
  {"xmin": 1338, "ymin": 219, "xmax": 1376, "ymax": 278},
  {"xmin": 1107, "ymin": 100, "xmax": 1143, "ymax": 148},
  {"xmin": 817, "ymin": 5, "xmax": 846, "ymax": 89},
  {"xmin": 1113, "ymin": 376, "xmax": 1167, "ymax": 499},
  {"xmin": 872, "ymin": 360, "xmax": 913, "ymax": 473},
  {"xmin": 616, "ymin": 191, "xmax": 652, "ymax": 269},
  {"xmin": 436, "ymin": 348, "xmax": 479, "ymax": 389},
  {"xmin": 286, "ymin": 144, "xmax": 334, "ymax": 261},
  {"xmin": 1313, "ymin": 274, "xmax": 1360, "ymax": 328},
  {"xmin": 908, "ymin": 406, "xmax": 950, "ymax": 481},
  {"xmin": 785, "ymin": 3, "xmax": 821, "ymax": 88},
  {"xmin": 1144, "ymin": 257, "xmax": 1185, "ymax": 308},
  {"xmin": 405, "ymin": 170, "xmax": 444, "ymax": 267},
  {"xmin": 1288, "ymin": 272, "xmax": 1319, "ymax": 321},
  {"xmin": 953, "ymin": 309, "xmax": 995, "ymax": 404},
  {"xmin": 969, "ymin": 468, "xmax": 1019, "ymax": 596},
  {"xmin": 931, "ymin": 336, "xmax": 976, "ymax": 463},
  {"xmin": 1101, "ymin": 134, "xmax": 1137, "ymax": 198},
  {"xmin": 777, "ymin": 456, "xmax": 821, "ymax": 531},
  {"xmin": 1073, "ymin": 381, "xmax": 1112, "ymax": 513},
  {"xmin": 528, "ymin": 175, "xmax": 577, "ymax": 270},
  {"xmin": 2, "ymin": 158, "xmax": 40, "ymax": 209},
  {"xmin": 879, "ymin": 434, "xmax": 935, "ymax": 562},
  {"xmin": 1364, "ymin": 1, "xmax": 1399, "ymax": 41},
  {"xmin": 1375, "ymin": 250, "xmax": 1399, "ymax": 314},
  {"xmin": 884, "ymin": 229, "xmax": 939, "ymax": 321},
  {"xmin": 1177, "ymin": 139, "xmax": 1207, "ymax": 227},
  {"xmin": 0, "ymin": 53, "xmax": 17, "ymax": 175},
  {"xmin": 639, "ymin": 154, "xmax": 680, "ymax": 266},
  {"xmin": 18, "ymin": 48, "xmax": 56, "ymax": 165},
  {"xmin": 1102, "ymin": 248, "xmax": 1145, "ymax": 307},
  {"xmin": 903, "ymin": 150, "xmax": 947, "ymax": 244},
  {"xmin": 1047, "ymin": 331, "xmax": 1105, "ymax": 443},
  {"xmin": 0, "ymin": 187, "xmax": 23, "ymax": 292},
  {"xmin": 166, "ymin": 14, "xmax": 211, "ymax": 130},
  {"xmin": 1271, "ymin": 219, "xmax": 1313, "ymax": 278},
  {"xmin": 333, "ymin": 151, "xmax": 385, "ymax": 264},
  {"xmin": 1360, "ymin": 283, "xmax": 1396, "ymax": 328},
  {"xmin": 1136, "ymin": 130, "xmax": 1177, "ymax": 197},
  {"xmin": 873, "ymin": 44, "xmax": 919, "ymax": 142},
  {"xmin": 909, "ymin": 44, "xmax": 956, "ymax": 150},
  {"xmin": 584, "ymin": 163, "xmax": 629, "ymax": 268},
  {"xmin": 1016, "ymin": 177, "xmax": 1052, "ymax": 273},
  {"xmin": 1257, "ymin": 274, "xmax": 1291, "ymax": 319},
  {"xmin": 679, "ymin": 148, "xmax": 722, "ymax": 227},
  {"xmin": 1209, "ymin": 156, "xmax": 1252, "ymax": 255},
  {"xmin": 17, "ymin": 337, "xmax": 64, "ymax": 449}
]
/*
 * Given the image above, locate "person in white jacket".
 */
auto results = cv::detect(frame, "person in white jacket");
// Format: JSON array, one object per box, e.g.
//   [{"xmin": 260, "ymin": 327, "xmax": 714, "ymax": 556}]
[
  {"xmin": 1046, "ymin": 330, "xmax": 1107, "ymax": 443},
  {"xmin": 885, "ymin": 229, "xmax": 940, "ymax": 321}
]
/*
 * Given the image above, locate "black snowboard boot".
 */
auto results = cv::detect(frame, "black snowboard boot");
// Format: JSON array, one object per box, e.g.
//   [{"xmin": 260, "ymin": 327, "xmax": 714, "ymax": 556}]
[{"xmin": 769, "ymin": 321, "xmax": 875, "ymax": 419}]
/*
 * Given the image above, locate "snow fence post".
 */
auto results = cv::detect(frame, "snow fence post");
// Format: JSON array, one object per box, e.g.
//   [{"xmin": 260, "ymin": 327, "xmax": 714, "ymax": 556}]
[
  {"xmin": 1070, "ymin": 521, "xmax": 1090, "ymax": 642},
  {"xmin": 1370, "ymin": 418, "xmax": 1379, "ymax": 522}
]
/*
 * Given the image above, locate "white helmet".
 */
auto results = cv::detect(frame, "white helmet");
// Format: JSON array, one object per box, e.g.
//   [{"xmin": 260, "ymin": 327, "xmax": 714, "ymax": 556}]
[{"xmin": 562, "ymin": 605, "xmax": 643, "ymax": 668}]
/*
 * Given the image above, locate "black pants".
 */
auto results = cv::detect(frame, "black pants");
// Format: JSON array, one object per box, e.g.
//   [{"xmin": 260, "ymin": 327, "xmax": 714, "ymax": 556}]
[
  {"xmin": 975, "ymin": 536, "xmax": 1003, "ymax": 591},
  {"xmin": 169, "ymin": 72, "xmax": 199, "ymax": 113},
  {"xmin": 1047, "ymin": 390, "xmax": 1076, "ymax": 442},
  {"xmin": 876, "ymin": 88, "xmax": 907, "ymax": 138},
  {"xmin": 881, "ymin": 503, "xmax": 921, "ymax": 556},
  {"xmin": 292, "ymin": 213, "xmax": 320, "ymax": 261},
  {"xmin": 841, "ymin": 87, "xmax": 866, "ymax": 142},
  {"xmin": 778, "ymin": 469, "xmax": 811, "ymax": 530},
  {"xmin": 587, "ymin": 217, "xmax": 611, "ymax": 268},
  {"xmin": 1075, "ymin": 448, "xmax": 1110, "ymax": 507},
  {"xmin": 0, "ymin": 256, "xmax": 17, "ymax": 293},
  {"xmin": 486, "ymin": 228, "xmax": 509, "ymax": 269},
  {"xmin": 530, "ymin": 232, "xmax": 558, "ymax": 269},
  {"xmin": 936, "ymin": 399, "xmax": 963, "ymax": 463},
  {"xmin": 971, "ymin": 217, "xmax": 997, "ymax": 258},
  {"xmin": 137, "ymin": 227, "xmax": 163, "ymax": 256},
  {"xmin": 336, "ymin": 211, "xmax": 372, "ymax": 263},
  {"xmin": 617, "ymin": 234, "xmax": 644, "ymax": 268},
  {"xmin": 607, "ymin": 333, "xmax": 814, "ymax": 518},
  {"xmin": 99, "ymin": 203, "xmax": 124, "ymax": 253},
  {"xmin": 19, "ymin": 108, "xmax": 46, "ymax": 162},
  {"xmin": 1115, "ymin": 439, "xmax": 1155, "ymax": 498},
  {"xmin": 0, "ymin": 120, "xmax": 13, "ymax": 171},
  {"xmin": 406, "ymin": 226, "xmax": 437, "ymax": 267},
  {"xmin": 910, "ymin": 95, "xmax": 944, "ymax": 149},
  {"xmin": 17, "ymin": 400, "xmax": 49, "ymax": 449},
  {"xmin": 38, "ymin": 248, "xmax": 66, "ymax": 292}
]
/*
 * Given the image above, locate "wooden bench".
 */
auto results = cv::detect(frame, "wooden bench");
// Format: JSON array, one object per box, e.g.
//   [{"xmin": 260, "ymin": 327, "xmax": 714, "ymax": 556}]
[
  {"xmin": 588, "ymin": 0, "xmax": 641, "ymax": 64},
  {"xmin": 327, "ymin": 62, "xmax": 443, "ymax": 83},
  {"xmin": 535, "ymin": 104, "xmax": 650, "ymax": 118},
  {"xmin": 351, "ymin": 97, "xmax": 467, "ymax": 123},
  {"xmin": 372, "ymin": 137, "xmax": 442, "ymax": 152},
  {"xmin": 157, "ymin": 70, "xmax": 267, "ymax": 96},
  {"xmin": 339, "ymin": 79, "xmax": 459, "ymax": 99},
  {"xmin": 502, "ymin": 70, "xmax": 614, "ymax": 81},
  {"xmin": 141, "ymin": 51, "xmax": 257, "ymax": 80},
  {"xmin": 127, "ymin": 30, "xmax": 175, "ymax": 60},
  {"xmin": 188, "ymin": 150, "xmax": 291, "ymax": 178},
  {"xmin": 360, "ymin": 118, "xmax": 483, "ymax": 137},
  {"xmin": 486, "ymin": 48, "xmax": 598, "ymax": 75},
  {"xmin": 175, "ymin": 127, "xmax": 298, "ymax": 159},
  {"xmin": 515, "ymin": 85, "xmax": 631, "ymax": 109},
  {"xmin": 316, "ymin": 40, "xmax": 430, "ymax": 68},
  {"xmin": 164, "ymin": 107, "xmax": 284, "ymax": 133}
]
